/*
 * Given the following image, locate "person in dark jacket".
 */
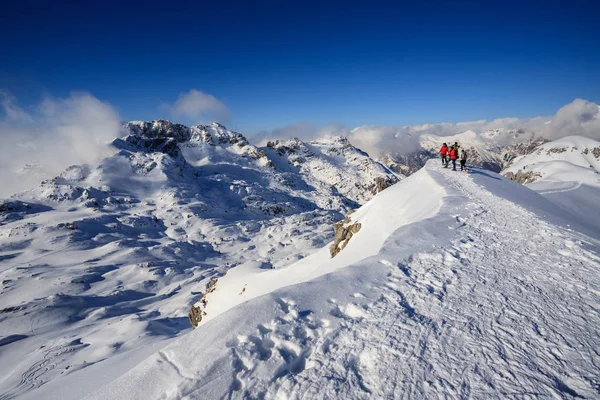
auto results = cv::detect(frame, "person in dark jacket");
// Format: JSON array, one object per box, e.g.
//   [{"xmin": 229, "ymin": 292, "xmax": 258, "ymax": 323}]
[
  {"xmin": 440, "ymin": 143, "xmax": 449, "ymax": 166},
  {"xmin": 454, "ymin": 142, "xmax": 461, "ymax": 154},
  {"xmin": 460, "ymin": 149, "xmax": 467, "ymax": 171},
  {"xmin": 449, "ymin": 145, "xmax": 458, "ymax": 170}
]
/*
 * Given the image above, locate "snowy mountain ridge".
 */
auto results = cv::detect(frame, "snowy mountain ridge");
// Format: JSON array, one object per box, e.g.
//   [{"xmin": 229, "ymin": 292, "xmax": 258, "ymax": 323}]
[
  {"xmin": 1, "ymin": 120, "xmax": 599, "ymax": 400},
  {"xmin": 418, "ymin": 128, "xmax": 548, "ymax": 172},
  {"xmin": 0, "ymin": 120, "xmax": 399, "ymax": 400},
  {"xmin": 370, "ymin": 127, "xmax": 548, "ymax": 175},
  {"xmin": 500, "ymin": 136, "xmax": 600, "ymax": 238},
  {"xmin": 87, "ymin": 160, "xmax": 600, "ymax": 400},
  {"xmin": 502, "ymin": 135, "xmax": 600, "ymax": 186},
  {"xmin": 364, "ymin": 98, "xmax": 600, "ymax": 176}
]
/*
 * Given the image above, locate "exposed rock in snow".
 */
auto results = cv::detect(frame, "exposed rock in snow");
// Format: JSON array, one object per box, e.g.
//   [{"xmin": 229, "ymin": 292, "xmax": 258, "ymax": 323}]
[
  {"xmin": 503, "ymin": 169, "xmax": 544, "ymax": 184},
  {"xmin": 0, "ymin": 120, "xmax": 401, "ymax": 399},
  {"xmin": 329, "ymin": 213, "xmax": 361, "ymax": 258},
  {"xmin": 377, "ymin": 150, "xmax": 434, "ymax": 176},
  {"xmin": 500, "ymin": 137, "xmax": 548, "ymax": 169},
  {"xmin": 261, "ymin": 136, "xmax": 400, "ymax": 204},
  {"xmin": 84, "ymin": 160, "xmax": 600, "ymax": 400},
  {"xmin": 189, "ymin": 277, "xmax": 219, "ymax": 328},
  {"xmin": 502, "ymin": 136, "xmax": 600, "ymax": 187}
]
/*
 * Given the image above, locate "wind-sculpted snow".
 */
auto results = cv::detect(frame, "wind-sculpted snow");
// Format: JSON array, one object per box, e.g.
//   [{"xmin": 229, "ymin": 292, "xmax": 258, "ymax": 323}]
[
  {"xmin": 0, "ymin": 121, "xmax": 399, "ymax": 399},
  {"xmin": 501, "ymin": 135, "xmax": 600, "ymax": 241},
  {"xmin": 503, "ymin": 136, "xmax": 600, "ymax": 186},
  {"xmin": 85, "ymin": 161, "xmax": 600, "ymax": 400}
]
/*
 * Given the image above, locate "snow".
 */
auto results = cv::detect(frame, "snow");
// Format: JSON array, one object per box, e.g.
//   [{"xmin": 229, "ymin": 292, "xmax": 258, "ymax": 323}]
[
  {"xmin": 2, "ymin": 121, "xmax": 599, "ymax": 399},
  {"xmin": 190, "ymin": 167, "xmax": 442, "ymax": 328},
  {"xmin": 0, "ymin": 122, "xmax": 398, "ymax": 399},
  {"xmin": 417, "ymin": 128, "xmax": 538, "ymax": 173},
  {"xmin": 84, "ymin": 160, "xmax": 600, "ymax": 400},
  {"xmin": 501, "ymin": 135, "xmax": 600, "ymax": 240},
  {"xmin": 504, "ymin": 135, "xmax": 600, "ymax": 188}
]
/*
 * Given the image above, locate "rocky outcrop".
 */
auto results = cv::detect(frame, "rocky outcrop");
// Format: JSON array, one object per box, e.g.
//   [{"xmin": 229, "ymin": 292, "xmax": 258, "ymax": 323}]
[
  {"xmin": 582, "ymin": 147, "xmax": 600, "ymax": 159},
  {"xmin": 370, "ymin": 176, "xmax": 396, "ymax": 194},
  {"xmin": 263, "ymin": 137, "xmax": 400, "ymax": 205},
  {"xmin": 115, "ymin": 135, "xmax": 182, "ymax": 158},
  {"xmin": 502, "ymin": 170, "xmax": 543, "ymax": 184},
  {"xmin": 501, "ymin": 138, "xmax": 547, "ymax": 169},
  {"xmin": 126, "ymin": 120, "xmax": 190, "ymax": 142},
  {"xmin": 123, "ymin": 121, "xmax": 275, "ymax": 167},
  {"xmin": 125, "ymin": 121, "xmax": 251, "ymax": 148},
  {"xmin": 329, "ymin": 214, "xmax": 361, "ymax": 258},
  {"xmin": 546, "ymin": 147, "xmax": 567, "ymax": 155},
  {"xmin": 189, "ymin": 277, "xmax": 218, "ymax": 328},
  {"xmin": 378, "ymin": 150, "xmax": 435, "ymax": 176},
  {"xmin": 0, "ymin": 201, "xmax": 29, "ymax": 213}
]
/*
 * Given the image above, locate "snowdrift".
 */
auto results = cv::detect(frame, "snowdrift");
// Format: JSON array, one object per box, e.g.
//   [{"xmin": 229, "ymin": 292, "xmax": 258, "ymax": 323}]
[
  {"xmin": 7, "ymin": 158, "xmax": 600, "ymax": 400},
  {"xmin": 191, "ymin": 165, "xmax": 444, "ymax": 328},
  {"xmin": 503, "ymin": 135, "xmax": 600, "ymax": 187},
  {"xmin": 502, "ymin": 135, "xmax": 600, "ymax": 238},
  {"xmin": 85, "ymin": 160, "xmax": 600, "ymax": 400}
]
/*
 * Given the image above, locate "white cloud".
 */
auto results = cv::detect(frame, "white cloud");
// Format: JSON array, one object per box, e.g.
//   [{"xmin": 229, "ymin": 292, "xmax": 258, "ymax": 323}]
[
  {"xmin": 252, "ymin": 122, "xmax": 319, "ymax": 145},
  {"xmin": 167, "ymin": 89, "xmax": 229, "ymax": 124},
  {"xmin": 348, "ymin": 125, "xmax": 419, "ymax": 158},
  {"xmin": 0, "ymin": 90, "xmax": 33, "ymax": 122},
  {"xmin": 0, "ymin": 91, "xmax": 123, "ymax": 197},
  {"xmin": 250, "ymin": 122, "xmax": 355, "ymax": 147},
  {"xmin": 542, "ymin": 98, "xmax": 600, "ymax": 141},
  {"xmin": 254, "ymin": 99, "xmax": 600, "ymax": 158}
]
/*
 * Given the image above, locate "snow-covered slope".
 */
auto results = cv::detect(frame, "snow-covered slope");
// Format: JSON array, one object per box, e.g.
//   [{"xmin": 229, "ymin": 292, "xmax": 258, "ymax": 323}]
[
  {"xmin": 262, "ymin": 136, "xmax": 399, "ymax": 204},
  {"xmin": 82, "ymin": 161, "xmax": 600, "ymax": 400},
  {"xmin": 502, "ymin": 135, "xmax": 600, "ymax": 239},
  {"xmin": 0, "ymin": 121, "xmax": 398, "ymax": 399},
  {"xmin": 502, "ymin": 136, "xmax": 600, "ymax": 186}
]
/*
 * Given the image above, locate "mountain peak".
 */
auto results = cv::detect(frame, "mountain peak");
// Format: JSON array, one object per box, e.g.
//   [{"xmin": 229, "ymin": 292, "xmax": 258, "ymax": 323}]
[{"xmin": 122, "ymin": 120, "xmax": 251, "ymax": 151}]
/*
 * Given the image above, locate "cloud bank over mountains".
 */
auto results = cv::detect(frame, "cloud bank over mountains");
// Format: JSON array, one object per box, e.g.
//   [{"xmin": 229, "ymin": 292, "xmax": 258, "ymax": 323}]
[
  {"xmin": 542, "ymin": 99, "xmax": 600, "ymax": 141},
  {"xmin": 346, "ymin": 99, "xmax": 600, "ymax": 158},
  {"xmin": 249, "ymin": 99, "xmax": 600, "ymax": 158},
  {"xmin": 0, "ymin": 89, "xmax": 598, "ymax": 199},
  {"xmin": 0, "ymin": 92, "xmax": 122, "ymax": 197}
]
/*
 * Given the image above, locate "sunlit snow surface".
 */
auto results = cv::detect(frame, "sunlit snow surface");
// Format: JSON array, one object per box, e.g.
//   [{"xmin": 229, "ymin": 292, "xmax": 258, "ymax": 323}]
[
  {"xmin": 83, "ymin": 161, "xmax": 600, "ymax": 400},
  {"xmin": 1, "ymin": 129, "xmax": 599, "ymax": 399},
  {"xmin": 504, "ymin": 135, "xmax": 600, "ymax": 237},
  {"xmin": 0, "ymin": 123, "xmax": 398, "ymax": 399}
]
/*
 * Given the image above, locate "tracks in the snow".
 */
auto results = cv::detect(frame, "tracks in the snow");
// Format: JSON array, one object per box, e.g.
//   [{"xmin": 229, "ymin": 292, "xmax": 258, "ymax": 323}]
[
  {"xmin": 214, "ymin": 165, "xmax": 600, "ymax": 399},
  {"xmin": 0, "ymin": 340, "xmax": 87, "ymax": 400}
]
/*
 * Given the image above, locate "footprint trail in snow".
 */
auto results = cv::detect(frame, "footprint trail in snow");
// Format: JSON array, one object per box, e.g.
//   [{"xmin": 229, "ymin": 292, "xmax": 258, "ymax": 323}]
[{"xmin": 227, "ymin": 166, "xmax": 600, "ymax": 399}]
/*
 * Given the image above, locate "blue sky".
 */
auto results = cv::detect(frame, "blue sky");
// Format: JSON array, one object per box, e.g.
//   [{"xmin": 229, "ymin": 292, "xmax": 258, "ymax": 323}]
[{"xmin": 1, "ymin": 0, "xmax": 599, "ymax": 134}]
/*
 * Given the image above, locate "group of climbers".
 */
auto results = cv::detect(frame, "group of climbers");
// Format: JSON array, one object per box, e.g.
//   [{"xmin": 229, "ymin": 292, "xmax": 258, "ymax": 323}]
[{"xmin": 439, "ymin": 142, "xmax": 467, "ymax": 171}]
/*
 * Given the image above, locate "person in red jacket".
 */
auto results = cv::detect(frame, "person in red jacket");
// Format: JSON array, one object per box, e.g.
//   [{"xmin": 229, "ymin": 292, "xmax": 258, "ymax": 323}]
[
  {"xmin": 449, "ymin": 145, "xmax": 458, "ymax": 170},
  {"xmin": 439, "ymin": 143, "xmax": 448, "ymax": 167}
]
